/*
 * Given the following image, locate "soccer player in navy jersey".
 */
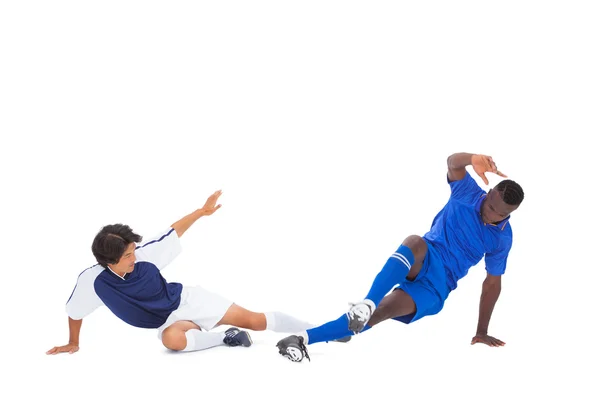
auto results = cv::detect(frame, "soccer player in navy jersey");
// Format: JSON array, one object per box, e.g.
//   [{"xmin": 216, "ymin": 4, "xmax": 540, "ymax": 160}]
[
  {"xmin": 276, "ymin": 152, "xmax": 525, "ymax": 362},
  {"xmin": 47, "ymin": 190, "xmax": 315, "ymax": 355}
]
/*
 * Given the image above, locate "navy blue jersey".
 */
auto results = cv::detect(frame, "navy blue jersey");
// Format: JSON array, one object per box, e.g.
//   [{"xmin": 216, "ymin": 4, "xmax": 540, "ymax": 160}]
[{"xmin": 66, "ymin": 227, "xmax": 184, "ymax": 328}]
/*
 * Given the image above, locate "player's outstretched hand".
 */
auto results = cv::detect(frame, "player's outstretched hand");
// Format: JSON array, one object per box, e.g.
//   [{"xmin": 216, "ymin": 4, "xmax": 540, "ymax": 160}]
[
  {"xmin": 471, "ymin": 155, "xmax": 508, "ymax": 185},
  {"xmin": 46, "ymin": 343, "xmax": 79, "ymax": 355},
  {"xmin": 201, "ymin": 190, "xmax": 222, "ymax": 216},
  {"xmin": 471, "ymin": 333, "xmax": 505, "ymax": 347}
]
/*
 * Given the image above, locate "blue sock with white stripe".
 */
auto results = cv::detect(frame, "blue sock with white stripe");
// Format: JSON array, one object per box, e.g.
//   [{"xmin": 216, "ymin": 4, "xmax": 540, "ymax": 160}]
[
  {"xmin": 305, "ymin": 314, "xmax": 373, "ymax": 344},
  {"xmin": 364, "ymin": 245, "xmax": 414, "ymax": 306}
]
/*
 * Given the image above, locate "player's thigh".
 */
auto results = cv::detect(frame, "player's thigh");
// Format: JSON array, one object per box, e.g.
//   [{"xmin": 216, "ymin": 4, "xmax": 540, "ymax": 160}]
[
  {"xmin": 216, "ymin": 303, "xmax": 266, "ymax": 331},
  {"xmin": 164, "ymin": 320, "xmax": 201, "ymax": 332}
]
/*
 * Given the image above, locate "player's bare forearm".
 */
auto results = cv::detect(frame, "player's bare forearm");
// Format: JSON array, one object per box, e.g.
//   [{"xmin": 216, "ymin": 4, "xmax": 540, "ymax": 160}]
[
  {"xmin": 447, "ymin": 152, "xmax": 475, "ymax": 181},
  {"xmin": 68, "ymin": 316, "xmax": 83, "ymax": 345},
  {"xmin": 47, "ymin": 317, "xmax": 82, "ymax": 355},
  {"xmin": 171, "ymin": 190, "xmax": 222, "ymax": 237},
  {"xmin": 171, "ymin": 209, "xmax": 206, "ymax": 238},
  {"xmin": 476, "ymin": 274, "xmax": 501, "ymax": 335},
  {"xmin": 448, "ymin": 152, "xmax": 476, "ymax": 169}
]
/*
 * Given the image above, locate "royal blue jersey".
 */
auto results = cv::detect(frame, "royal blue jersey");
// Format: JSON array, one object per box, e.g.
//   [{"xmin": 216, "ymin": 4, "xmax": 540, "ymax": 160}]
[
  {"xmin": 423, "ymin": 172, "xmax": 513, "ymax": 291},
  {"xmin": 66, "ymin": 227, "xmax": 183, "ymax": 328}
]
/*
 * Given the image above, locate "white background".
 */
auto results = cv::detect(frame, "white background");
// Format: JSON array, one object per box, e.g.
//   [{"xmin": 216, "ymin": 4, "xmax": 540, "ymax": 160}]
[{"xmin": 1, "ymin": 1, "xmax": 598, "ymax": 399}]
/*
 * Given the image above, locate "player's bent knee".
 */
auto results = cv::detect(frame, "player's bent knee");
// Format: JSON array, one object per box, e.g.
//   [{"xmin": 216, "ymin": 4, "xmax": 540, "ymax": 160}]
[
  {"xmin": 402, "ymin": 234, "xmax": 427, "ymax": 278},
  {"xmin": 402, "ymin": 235, "xmax": 427, "ymax": 256},
  {"xmin": 161, "ymin": 328, "xmax": 186, "ymax": 351}
]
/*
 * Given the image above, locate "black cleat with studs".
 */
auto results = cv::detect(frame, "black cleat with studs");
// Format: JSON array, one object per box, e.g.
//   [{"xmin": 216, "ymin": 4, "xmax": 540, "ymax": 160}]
[{"xmin": 276, "ymin": 335, "xmax": 311, "ymax": 362}]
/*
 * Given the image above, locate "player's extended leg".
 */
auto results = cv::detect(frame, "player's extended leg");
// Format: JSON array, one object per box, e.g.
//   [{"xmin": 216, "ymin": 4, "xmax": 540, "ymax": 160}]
[
  {"xmin": 275, "ymin": 236, "xmax": 427, "ymax": 362},
  {"xmin": 347, "ymin": 235, "xmax": 428, "ymax": 333},
  {"xmin": 275, "ymin": 315, "xmax": 367, "ymax": 362},
  {"xmin": 216, "ymin": 303, "xmax": 315, "ymax": 333},
  {"xmin": 161, "ymin": 320, "xmax": 251, "ymax": 352},
  {"xmin": 276, "ymin": 289, "xmax": 416, "ymax": 362}
]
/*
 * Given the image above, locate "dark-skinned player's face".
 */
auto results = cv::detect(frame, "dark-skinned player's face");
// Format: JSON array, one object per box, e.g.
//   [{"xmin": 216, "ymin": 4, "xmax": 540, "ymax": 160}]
[{"xmin": 480, "ymin": 189, "xmax": 519, "ymax": 224}]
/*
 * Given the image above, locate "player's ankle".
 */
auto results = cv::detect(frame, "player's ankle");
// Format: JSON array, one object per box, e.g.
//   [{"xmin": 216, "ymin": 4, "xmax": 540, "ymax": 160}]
[{"xmin": 363, "ymin": 299, "xmax": 376, "ymax": 311}]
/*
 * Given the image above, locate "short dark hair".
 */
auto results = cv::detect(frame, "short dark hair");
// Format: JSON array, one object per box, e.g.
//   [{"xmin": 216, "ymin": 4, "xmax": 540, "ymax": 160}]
[
  {"xmin": 495, "ymin": 179, "xmax": 524, "ymax": 206},
  {"xmin": 91, "ymin": 224, "xmax": 143, "ymax": 267}
]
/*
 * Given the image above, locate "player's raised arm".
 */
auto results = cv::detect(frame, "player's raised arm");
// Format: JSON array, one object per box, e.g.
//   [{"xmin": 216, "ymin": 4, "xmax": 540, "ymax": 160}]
[
  {"xmin": 171, "ymin": 190, "xmax": 223, "ymax": 238},
  {"xmin": 447, "ymin": 152, "xmax": 476, "ymax": 182},
  {"xmin": 447, "ymin": 153, "xmax": 507, "ymax": 185}
]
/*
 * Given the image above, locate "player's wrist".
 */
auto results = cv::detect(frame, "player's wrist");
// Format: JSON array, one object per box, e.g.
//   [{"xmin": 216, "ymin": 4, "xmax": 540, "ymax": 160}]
[{"xmin": 470, "ymin": 154, "xmax": 482, "ymax": 165}]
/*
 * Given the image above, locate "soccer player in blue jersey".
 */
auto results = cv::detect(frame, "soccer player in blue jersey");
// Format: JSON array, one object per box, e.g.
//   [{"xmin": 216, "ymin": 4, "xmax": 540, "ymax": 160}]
[
  {"xmin": 47, "ymin": 190, "xmax": 314, "ymax": 355},
  {"xmin": 276, "ymin": 152, "xmax": 525, "ymax": 362}
]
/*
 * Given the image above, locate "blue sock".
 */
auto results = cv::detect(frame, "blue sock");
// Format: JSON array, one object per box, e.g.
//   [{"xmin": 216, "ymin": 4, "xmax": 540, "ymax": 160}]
[
  {"xmin": 364, "ymin": 245, "xmax": 414, "ymax": 306},
  {"xmin": 306, "ymin": 314, "xmax": 373, "ymax": 344}
]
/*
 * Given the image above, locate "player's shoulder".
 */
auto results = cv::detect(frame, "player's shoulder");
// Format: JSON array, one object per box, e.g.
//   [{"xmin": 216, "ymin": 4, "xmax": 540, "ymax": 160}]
[
  {"xmin": 448, "ymin": 171, "xmax": 485, "ymax": 196},
  {"xmin": 76, "ymin": 264, "xmax": 105, "ymax": 282},
  {"xmin": 133, "ymin": 260, "xmax": 159, "ymax": 272},
  {"xmin": 498, "ymin": 219, "xmax": 513, "ymax": 235},
  {"xmin": 135, "ymin": 227, "xmax": 178, "ymax": 250},
  {"xmin": 494, "ymin": 220, "xmax": 513, "ymax": 249}
]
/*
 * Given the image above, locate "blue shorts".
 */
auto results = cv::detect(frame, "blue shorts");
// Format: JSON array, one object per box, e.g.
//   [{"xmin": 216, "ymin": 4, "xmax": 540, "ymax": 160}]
[{"xmin": 392, "ymin": 242, "xmax": 451, "ymax": 324}]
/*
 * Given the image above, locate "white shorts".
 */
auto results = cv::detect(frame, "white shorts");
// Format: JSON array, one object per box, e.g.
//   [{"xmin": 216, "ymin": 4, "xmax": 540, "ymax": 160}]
[{"xmin": 156, "ymin": 285, "xmax": 233, "ymax": 339}]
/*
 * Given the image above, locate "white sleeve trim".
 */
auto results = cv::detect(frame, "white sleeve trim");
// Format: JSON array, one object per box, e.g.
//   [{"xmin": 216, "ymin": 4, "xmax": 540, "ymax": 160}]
[
  {"xmin": 65, "ymin": 265, "xmax": 105, "ymax": 320},
  {"xmin": 135, "ymin": 227, "xmax": 182, "ymax": 270}
]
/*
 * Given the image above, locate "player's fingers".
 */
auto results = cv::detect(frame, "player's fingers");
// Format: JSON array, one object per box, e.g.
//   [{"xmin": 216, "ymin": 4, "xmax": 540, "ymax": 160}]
[
  {"xmin": 46, "ymin": 347, "xmax": 57, "ymax": 354},
  {"xmin": 496, "ymin": 170, "xmax": 508, "ymax": 178},
  {"xmin": 479, "ymin": 173, "xmax": 489, "ymax": 185}
]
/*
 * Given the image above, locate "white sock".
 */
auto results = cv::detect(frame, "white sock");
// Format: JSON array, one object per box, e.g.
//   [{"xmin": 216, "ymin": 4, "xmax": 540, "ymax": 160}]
[
  {"xmin": 265, "ymin": 311, "xmax": 315, "ymax": 333},
  {"xmin": 182, "ymin": 329, "xmax": 226, "ymax": 352},
  {"xmin": 296, "ymin": 331, "xmax": 309, "ymax": 344}
]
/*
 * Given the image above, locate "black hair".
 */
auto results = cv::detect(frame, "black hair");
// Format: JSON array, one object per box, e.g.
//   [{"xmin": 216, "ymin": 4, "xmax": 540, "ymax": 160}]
[
  {"xmin": 91, "ymin": 224, "xmax": 143, "ymax": 267},
  {"xmin": 496, "ymin": 179, "xmax": 524, "ymax": 206}
]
